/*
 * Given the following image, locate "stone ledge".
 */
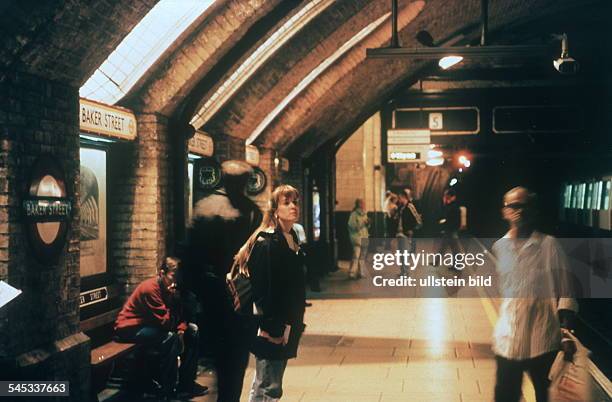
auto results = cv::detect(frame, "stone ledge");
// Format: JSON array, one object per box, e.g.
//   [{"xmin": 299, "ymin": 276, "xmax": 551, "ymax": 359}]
[{"xmin": 16, "ymin": 332, "xmax": 90, "ymax": 368}]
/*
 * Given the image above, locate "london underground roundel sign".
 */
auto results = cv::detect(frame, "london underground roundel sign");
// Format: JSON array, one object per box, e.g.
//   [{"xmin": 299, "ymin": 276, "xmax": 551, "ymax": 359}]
[{"xmin": 22, "ymin": 156, "xmax": 72, "ymax": 263}]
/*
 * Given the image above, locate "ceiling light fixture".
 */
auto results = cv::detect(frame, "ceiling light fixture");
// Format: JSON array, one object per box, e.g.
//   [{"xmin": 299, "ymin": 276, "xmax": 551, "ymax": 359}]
[
  {"xmin": 438, "ymin": 55, "xmax": 463, "ymax": 69},
  {"xmin": 553, "ymin": 33, "xmax": 579, "ymax": 75}
]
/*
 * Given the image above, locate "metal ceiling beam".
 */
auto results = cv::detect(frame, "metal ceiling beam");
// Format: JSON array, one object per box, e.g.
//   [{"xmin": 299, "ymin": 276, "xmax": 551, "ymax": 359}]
[
  {"xmin": 366, "ymin": 45, "xmax": 553, "ymax": 59},
  {"xmin": 480, "ymin": 0, "xmax": 488, "ymax": 46}
]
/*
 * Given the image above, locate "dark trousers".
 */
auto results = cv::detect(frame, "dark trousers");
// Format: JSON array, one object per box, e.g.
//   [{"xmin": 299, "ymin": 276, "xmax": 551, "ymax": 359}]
[
  {"xmin": 438, "ymin": 232, "xmax": 461, "ymax": 255},
  {"xmin": 216, "ymin": 342, "xmax": 250, "ymax": 402},
  {"xmin": 116, "ymin": 324, "xmax": 199, "ymax": 394},
  {"xmin": 494, "ymin": 351, "xmax": 557, "ymax": 402},
  {"xmin": 197, "ymin": 277, "xmax": 253, "ymax": 402},
  {"xmin": 397, "ymin": 234, "xmax": 415, "ymax": 275}
]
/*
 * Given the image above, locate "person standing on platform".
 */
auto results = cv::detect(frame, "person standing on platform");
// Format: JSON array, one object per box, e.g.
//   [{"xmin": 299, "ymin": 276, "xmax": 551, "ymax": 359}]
[
  {"xmin": 186, "ymin": 160, "xmax": 262, "ymax": 402},
  {"xmin": 492, "ymin": 186, "xmax": 578, "ymax": 402},
  {"xmin": 347, "ymin": 198, "xmax": 369, "ymax": 279},
  {"xmin": 397, "ymin": 189, "xmax": 421, "ymax": 275},
  {"xmin": 294, "ymin": 222, "xmax": 320, "ymax": 294},
  {"xmin": 232, "ymin": 185, "xmax": 306, "ymax": 402},
  {"xmin": 437, "ymin": 188, "xmax": 462, "ymax": 262},
  {"xmin": 384, "ymin": 191, "xmax": 399, "ymax": 238},
  {"xmin": 383, "ymin": 191, "xmax": 399, "ymax": 253},
  {"xmin": 114, "ymin": 257, "xmax": 208, "ymax": 399}
]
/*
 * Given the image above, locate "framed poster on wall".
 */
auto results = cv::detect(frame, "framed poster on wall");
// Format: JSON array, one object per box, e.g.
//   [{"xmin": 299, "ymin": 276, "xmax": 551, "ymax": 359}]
[{"xmin": 79, "ymin": 147, "xmax": 107, "ymax": 277}]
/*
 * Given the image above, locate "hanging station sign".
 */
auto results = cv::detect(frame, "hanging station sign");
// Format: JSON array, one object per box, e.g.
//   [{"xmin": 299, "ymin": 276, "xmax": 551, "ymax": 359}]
[
  {"xmin": 79, "ymin": 98, "xmax": 137, "ymax": 140},
  {"xmin": 387, "ymin": 129, "xmax": 431, "ymax": 144},
  {"xmin": 387, "ymin": 144, "xmax": 430, "ymax": 163},
  {"xmin": 188, "ymin": 131, "xmax": 214, "ymax": 157},
  {"xmin": 393, "ymin": 107, "xmax": 479, "ymax": 135},
  {"xmin": 387, "ymin": 129, "xmax": 431, "ymax": 163},
  {"xmin": 22, "ymin": 156, "xmax": 72, "ymax": 263},
  {"xmin": 245, "ymin": 145, "xmax": 260, "ymax": 166}
]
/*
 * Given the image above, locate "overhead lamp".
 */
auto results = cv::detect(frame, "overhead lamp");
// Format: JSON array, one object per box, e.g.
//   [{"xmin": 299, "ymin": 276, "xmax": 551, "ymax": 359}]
[
  {"xmin": 553, "ymin": 33, "xmax": 579, "ymax": 75},
  {"xmin": 457, "ymin": 153, "xmax": 472, "ymax": 168},
  {"xmin": 438, "ymin": 55, "xmax": 463, "ymax": 69},
  {"xmin": 426, "ymin": 149, "xmax": 444, "ymax": 166},
  {"xmin": 428, "ymin": 149, "xmax": 443, "ymax": 158},
  {"xmin": 426, "ymin": 158, "xmax": 444, "ymax": 167}
]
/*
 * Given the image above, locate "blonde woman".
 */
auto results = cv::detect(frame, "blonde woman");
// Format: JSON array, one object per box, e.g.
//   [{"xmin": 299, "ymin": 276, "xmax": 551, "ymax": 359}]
[{"xmin": 232, "ymin": 185, "xmax": 306, "ymax": 401}]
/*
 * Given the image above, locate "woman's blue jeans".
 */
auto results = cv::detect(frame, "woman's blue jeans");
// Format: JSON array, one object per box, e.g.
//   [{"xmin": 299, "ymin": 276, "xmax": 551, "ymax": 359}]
[{"xmin": 248, "ymin": 357, "xmax": 288, "ymax": 401}]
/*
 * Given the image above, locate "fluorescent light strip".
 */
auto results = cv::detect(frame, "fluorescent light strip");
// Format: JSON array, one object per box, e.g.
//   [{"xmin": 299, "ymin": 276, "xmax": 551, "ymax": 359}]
[
  {"xmin": 190, "ymin": 0, "xmax": 334, "ymax": 129},
  {"xmin": 246, "ymin": 12, "xmax": 390, "ymax": 145}
]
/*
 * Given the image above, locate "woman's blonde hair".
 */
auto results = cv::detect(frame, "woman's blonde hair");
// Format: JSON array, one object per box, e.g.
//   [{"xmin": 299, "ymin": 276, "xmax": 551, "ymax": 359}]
[{"xmin": 231, "ymin": 184, "xmax": 300, "ymax": 277}]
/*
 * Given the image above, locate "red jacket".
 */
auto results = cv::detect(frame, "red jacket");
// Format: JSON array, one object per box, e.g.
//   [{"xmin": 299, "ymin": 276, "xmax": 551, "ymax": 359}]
[{"xmin": 114, "ymin": 277, "xmax": 187, "ymax": 332}]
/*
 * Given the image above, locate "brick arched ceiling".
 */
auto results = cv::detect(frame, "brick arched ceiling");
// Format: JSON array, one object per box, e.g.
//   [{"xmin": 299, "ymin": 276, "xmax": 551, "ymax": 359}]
[
  {"xmin": 166, "ymin": 0, "xmax": 602, "ymax": 159},
  {"xmin": 199, "ymin": 0, "xmax": 392, "ymax": 138},
  {"xmin": 120, "ymin": 0, "xmax": 294, "ymax": 117},
  {"xmin": 0, "ymin": 0, "xmax": 158, "ymax": 85},
  {"xmin": 242, "ymin": 0, "xmax": 597, "ymax": 158},
  {"xmin": 1, "ymin": 0, "xmax": 605, "ymax": 159}
]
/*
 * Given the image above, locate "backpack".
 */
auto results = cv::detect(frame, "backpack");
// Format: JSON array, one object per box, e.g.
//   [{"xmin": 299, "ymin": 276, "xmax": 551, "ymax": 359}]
[
  {"xmin": 226, "ymin": 233, "xmax": 271, "ymax": 314},
  {"xmin": 226, "ymin": 270, "xmax": 252, "ymax": 314}
]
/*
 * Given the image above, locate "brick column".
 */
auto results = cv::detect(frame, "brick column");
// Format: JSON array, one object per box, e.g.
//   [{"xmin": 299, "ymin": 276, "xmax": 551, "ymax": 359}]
[
  {"xmin": 0, "ymin": 71, "xmax": 89, "ymax": 400},
  {"xmin": 254, "ymin": 148, "xmax": 277, "ymax": 208},
  {"xmin": 280, "ymin": 157, "xmax": 303, "ymax": 197},
  {"xmin": 110, "ymin": 113, "xmax": 174, "ymax": 298}
]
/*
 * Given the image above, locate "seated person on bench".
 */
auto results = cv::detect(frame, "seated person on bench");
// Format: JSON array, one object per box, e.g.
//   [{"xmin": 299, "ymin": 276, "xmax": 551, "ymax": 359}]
[{"xmin": 114, "ymin": 256, "xmax": 208, "ymax": 398}]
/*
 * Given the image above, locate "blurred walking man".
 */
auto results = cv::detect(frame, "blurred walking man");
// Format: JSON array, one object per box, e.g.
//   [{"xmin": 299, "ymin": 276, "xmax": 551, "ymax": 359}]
[
  {"xmin": 186, "ymin": 160, "xmax": 262, "ymax": 402},
  {"xmin": 492, "ymin": 187, "xmax": 578, "ymax": 402}
]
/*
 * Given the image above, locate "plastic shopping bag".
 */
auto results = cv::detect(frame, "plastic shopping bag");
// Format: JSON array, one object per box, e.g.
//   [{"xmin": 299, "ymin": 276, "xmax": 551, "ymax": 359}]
[{"xmin": 548, "ymin": 331, "xmax": 594, "ymax": 402}]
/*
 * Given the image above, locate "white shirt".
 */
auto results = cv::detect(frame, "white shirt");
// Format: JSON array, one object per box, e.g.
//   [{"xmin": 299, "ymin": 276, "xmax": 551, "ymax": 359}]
[
  {"xmin": 292, "ymin": 223, "xmax": 307, "ymax": 245},
  {"xmin": 492, "ymin": 231, "xmax": 578, "ymax": 359}
]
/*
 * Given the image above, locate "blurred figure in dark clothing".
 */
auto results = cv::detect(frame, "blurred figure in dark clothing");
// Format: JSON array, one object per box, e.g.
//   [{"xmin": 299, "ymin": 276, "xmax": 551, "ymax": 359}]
[
  {"xmin": 437, "ymin": 188, "xmax": 462, "ymax": 260},
  {"xmin": 383, "ymin": 191, "xmax": 399, "ymax": 238},
  {"xmin": 186, "ymin": 160, "xmax": 262, "ymax": 402},
  {"xmin": 397, "ymin": 189, "xmax": 421, "ymax": 275}
]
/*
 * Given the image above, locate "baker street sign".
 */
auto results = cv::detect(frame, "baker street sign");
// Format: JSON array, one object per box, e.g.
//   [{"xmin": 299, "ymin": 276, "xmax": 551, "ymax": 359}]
[
  {"xmin": 23, "ymin": 156, "xmax": 73, "ymax": 263},
  {"xmin": 23, "ymin": 198, "xmax": 72, "ymax": 222}
]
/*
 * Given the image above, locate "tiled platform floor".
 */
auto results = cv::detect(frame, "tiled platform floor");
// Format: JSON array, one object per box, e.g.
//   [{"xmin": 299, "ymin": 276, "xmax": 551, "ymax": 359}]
[
  {"xmin": 108, "ymin": 259, "xmax": 610, "ymax": 402},
  {"xmin": 192, "ymin": 262, "xmax": 498, "ymax": 402}
]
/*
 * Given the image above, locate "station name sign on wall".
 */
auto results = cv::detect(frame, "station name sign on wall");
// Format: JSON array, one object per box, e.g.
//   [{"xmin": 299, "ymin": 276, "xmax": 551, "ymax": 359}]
[
  {"xmin": 188, "ymin": 131, "xmax": 214, "ymax": 157},
  {"xmin": 245, "ymin": 145, "xmax": 260, "ymax": 166},
  {"xmin": 23, "ymin": 156, "xmax": 72, "ymax": 263},
  {"xmin": 79, "ymin": 98, "xmax": 137, "ymax": 140},
  {"xmin": 79, "ymin": 286, "xmax": 108, "ymax": 308},
  {"xmin": 23, "ymin": 199, "xmax": 72, "ymax": 221}
]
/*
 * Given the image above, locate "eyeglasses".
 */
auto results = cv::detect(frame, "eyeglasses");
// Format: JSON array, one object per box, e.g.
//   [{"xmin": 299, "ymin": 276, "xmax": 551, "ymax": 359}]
[{"xmin": 504, "ymin": 202, "xmax": 528, "ymax": 210}]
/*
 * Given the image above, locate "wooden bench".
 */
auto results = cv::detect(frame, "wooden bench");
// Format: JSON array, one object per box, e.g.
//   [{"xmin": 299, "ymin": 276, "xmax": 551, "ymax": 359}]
[
  {"xmin": 91, "ymin": 341, "xmax": 139, "ymax": 367},
  {"xmin": 82, "ymin": 307, "xmax": 143, "ymax": 401}
]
